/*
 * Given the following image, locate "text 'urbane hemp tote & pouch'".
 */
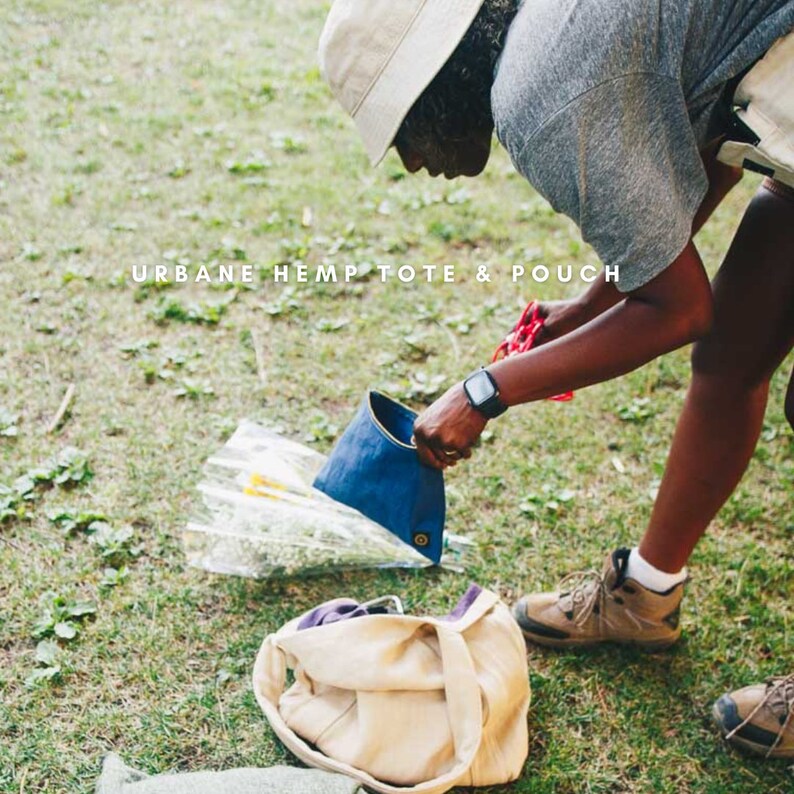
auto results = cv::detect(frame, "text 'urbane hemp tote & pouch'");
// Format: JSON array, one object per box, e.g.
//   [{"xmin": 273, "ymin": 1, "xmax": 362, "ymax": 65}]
[{"xmin": 252, "ymin": 587, "xmax": 531, "ymax": 794}]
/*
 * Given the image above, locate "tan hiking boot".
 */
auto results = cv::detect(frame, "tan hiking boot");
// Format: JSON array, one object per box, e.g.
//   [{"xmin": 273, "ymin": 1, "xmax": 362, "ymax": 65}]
[
  {"xmin": 713, "ymin": 675, "xmax": 794, "ymax": 758},
  {"xmin": 512, "ymin": 548, "xmax": 684, "ymax": 650}
]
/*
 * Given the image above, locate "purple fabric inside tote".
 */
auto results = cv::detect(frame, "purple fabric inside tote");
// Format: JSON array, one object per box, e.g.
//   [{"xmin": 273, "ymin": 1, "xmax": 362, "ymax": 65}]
[
  {"xmin": 297, "ymin": 598, "xmax": 372, "ymax": 630},
  {"xmin": 297, "ymin": 585, "xmax": 483, "ymax": 630},
  {"xmin": 440, "ymin": 583, "xmax": 483, "ymax": 621}
]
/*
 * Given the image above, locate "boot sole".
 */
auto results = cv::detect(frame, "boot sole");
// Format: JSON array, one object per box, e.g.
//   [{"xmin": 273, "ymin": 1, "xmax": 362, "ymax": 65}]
[
  {"xmin": 513, "ymin": 603, "xmax": 680, "ymax": 651},
  {"xmin": 518, "ymin": 629, "xmax": 679, "ymax": 652},
  {"xmin": 712, "ymin": 702, "xmax": 794, "ymax": 759}
]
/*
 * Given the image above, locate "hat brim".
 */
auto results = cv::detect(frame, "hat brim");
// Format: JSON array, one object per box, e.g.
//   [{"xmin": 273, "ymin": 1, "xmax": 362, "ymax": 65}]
[{"xmin": 351, "ymin": 0, "xmax": 487, "ymax": 166}]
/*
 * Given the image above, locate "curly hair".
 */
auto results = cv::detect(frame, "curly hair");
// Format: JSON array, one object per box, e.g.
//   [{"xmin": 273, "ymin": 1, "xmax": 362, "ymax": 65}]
[{"xmin": 393, "ymin": 0, "xmax": 521, "ymax": 159}]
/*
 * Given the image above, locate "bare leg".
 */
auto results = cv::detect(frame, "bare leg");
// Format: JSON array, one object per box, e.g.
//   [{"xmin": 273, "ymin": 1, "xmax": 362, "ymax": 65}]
[
  {"xmin": 786, "ymin": 364, "xmax": 794, "ymax": 429},
  {"xmin": 639, "ymin": 179, "xmax": 794, "ymax": 573}
]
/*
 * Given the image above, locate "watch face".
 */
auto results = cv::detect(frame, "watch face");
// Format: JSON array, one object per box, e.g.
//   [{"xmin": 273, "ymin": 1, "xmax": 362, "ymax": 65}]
[{"xmin": 467, "ymin": 371, "xmax": 495, "ymax": 404}]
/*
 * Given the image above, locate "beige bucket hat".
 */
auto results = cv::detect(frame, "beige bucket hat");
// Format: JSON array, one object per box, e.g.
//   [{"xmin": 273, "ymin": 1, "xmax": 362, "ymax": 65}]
[{"xmin": 318, "ymin": 0, "xmax": 487, "ymax": 166}]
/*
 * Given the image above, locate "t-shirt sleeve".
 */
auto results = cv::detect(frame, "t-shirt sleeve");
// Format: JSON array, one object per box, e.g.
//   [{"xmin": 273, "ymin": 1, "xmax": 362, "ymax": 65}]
[{"xmin": 514, "ymin": 74, "xmax": 708, "ymax": 293}]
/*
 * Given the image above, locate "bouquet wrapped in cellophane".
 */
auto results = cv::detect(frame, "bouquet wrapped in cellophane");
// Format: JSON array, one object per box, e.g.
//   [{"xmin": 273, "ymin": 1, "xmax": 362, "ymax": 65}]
[{"xmin": 183, "ymin": 420, "xmax": 474, "ymax": 579}]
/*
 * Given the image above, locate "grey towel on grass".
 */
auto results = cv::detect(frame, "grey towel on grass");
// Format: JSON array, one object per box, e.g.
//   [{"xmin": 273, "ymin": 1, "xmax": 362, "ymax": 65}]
[{"xmin": 96, "ymin": 753, "xmax": 364, "ymax": 794}]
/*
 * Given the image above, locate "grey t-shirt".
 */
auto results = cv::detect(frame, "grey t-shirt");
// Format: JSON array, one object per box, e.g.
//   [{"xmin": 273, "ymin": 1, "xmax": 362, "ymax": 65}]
[{"xmin": 491, "ymin": 0, "xmax": 794, "ymax": 292}]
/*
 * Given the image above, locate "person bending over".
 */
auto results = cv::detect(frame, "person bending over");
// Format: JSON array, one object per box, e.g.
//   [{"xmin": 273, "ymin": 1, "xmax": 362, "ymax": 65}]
[{"xmin": 318, "ymin": 0, "xmax": 794, "ymax": 758}]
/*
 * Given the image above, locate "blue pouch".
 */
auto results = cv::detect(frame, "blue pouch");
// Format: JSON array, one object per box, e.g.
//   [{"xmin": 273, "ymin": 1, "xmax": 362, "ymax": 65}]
[{"xmin": 313, "ymin": 391, "xmax": 445, "ymax": 564}]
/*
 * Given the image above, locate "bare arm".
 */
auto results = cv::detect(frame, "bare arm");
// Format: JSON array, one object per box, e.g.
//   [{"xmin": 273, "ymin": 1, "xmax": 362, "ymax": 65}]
[
  {"xmin": 413, "ymin": 241, "xmax": 713, "ymax": 468},
  {"xmin": 538, "ymin": 275, "xmax": 622, "ymax": 341},
  {"xmin": 538, "ymin": 144, "xmax": 741, "ymax": 343},
  {"xmin": 490, "ymin": 241, "xmax": 713, "ymax": 405},
  {"xmin": 413, "ymin": 150, "xmax": 740, "ymax": 469}
]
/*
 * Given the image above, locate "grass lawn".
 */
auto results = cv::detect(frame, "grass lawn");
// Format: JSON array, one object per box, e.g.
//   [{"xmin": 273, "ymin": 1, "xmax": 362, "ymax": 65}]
[{"xmin": 0, "ymin": 1, "xmax": 792, "ymax": 792}]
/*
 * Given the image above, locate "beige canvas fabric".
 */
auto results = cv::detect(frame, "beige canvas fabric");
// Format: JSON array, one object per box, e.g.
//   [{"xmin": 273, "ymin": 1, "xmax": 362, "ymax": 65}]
[
  {"xmin": 252, "ymin": 588, "xmax": 530, "ymax": 794},
  {"xmin": 718, "ymin": 30, "xmax": 794, "ymax": 187},
  {"xmin": 318, "ymin": 0, "xmax": 486, "ymax": 166}
]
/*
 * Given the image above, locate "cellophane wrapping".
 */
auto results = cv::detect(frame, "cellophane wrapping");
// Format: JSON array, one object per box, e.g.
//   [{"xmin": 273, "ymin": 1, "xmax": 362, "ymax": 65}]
[{"xmin": 183, "ymin": 420, "xmax": 474, "ymax": 579}]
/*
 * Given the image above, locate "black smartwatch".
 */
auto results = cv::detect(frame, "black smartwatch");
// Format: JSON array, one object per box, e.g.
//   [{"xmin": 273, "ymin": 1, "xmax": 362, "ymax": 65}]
[{"xmin": 463, "ymin": 368, "xmax": 507, "ymax": 419}]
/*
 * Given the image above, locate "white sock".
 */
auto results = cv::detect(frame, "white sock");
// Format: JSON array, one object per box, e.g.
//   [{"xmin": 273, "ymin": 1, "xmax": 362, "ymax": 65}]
[{"xmin": 625, "ymin": 547, "xmax": 687, "ymax": 593}]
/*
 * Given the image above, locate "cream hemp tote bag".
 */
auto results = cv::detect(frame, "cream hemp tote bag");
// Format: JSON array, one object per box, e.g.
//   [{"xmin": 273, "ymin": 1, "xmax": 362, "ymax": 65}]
[
  {"xmin": 718, "ymin": 30, "xmax": 794, "ymax": 187},
  {"xmin": 252, "ymin": 587, "xmax": 530, "ymax": 794}
]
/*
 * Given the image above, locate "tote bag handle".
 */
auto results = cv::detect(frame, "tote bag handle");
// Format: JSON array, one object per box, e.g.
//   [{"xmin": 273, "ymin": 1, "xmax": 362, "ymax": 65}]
[{"xmin": 253, "ymin": 609, "xmax": 489, "ymax": 794}]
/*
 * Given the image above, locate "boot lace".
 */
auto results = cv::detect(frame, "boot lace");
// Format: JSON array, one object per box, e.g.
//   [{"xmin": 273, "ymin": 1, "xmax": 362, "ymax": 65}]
[
  {"xmin": 725, "ymin": 673, "xmax": 794, "ymax": 757},
  {"xmin": 557, "ymin": 569, "xmax": 606, "ymax": 626}
]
